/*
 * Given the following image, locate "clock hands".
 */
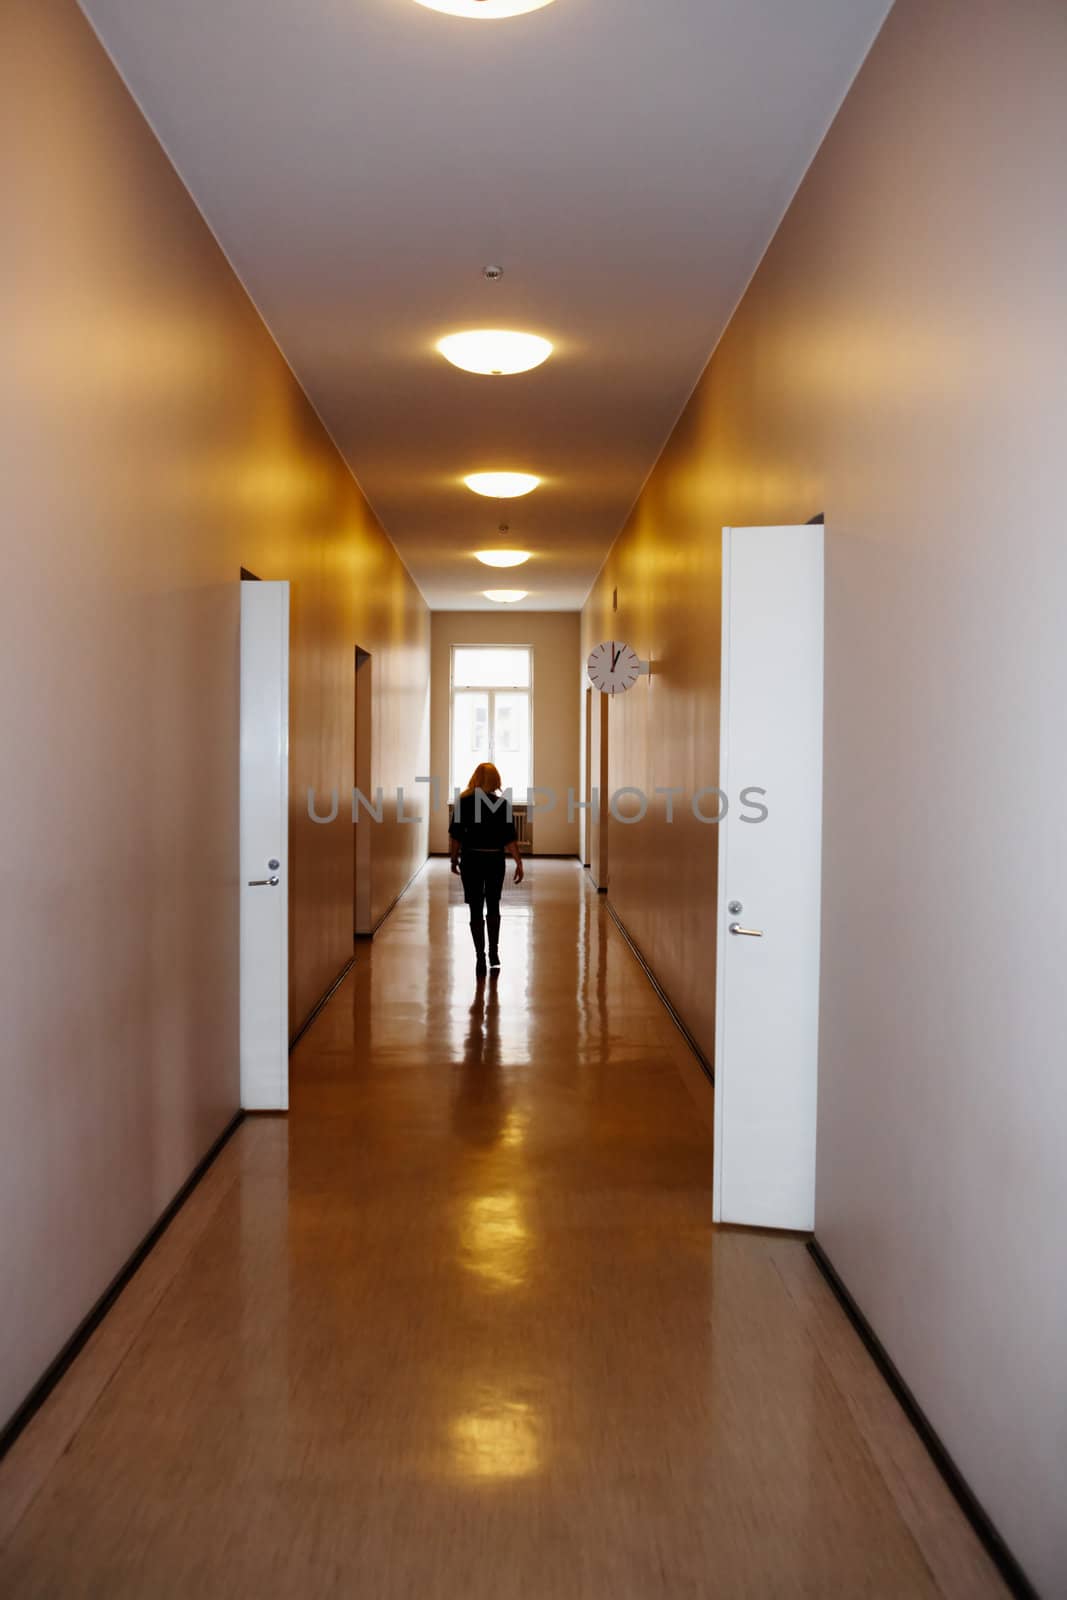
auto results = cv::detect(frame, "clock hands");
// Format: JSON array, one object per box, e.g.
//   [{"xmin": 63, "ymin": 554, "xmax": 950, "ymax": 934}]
[{"xmin": 588, "ymin": 641, "xmax": 640, "ymax": 694}]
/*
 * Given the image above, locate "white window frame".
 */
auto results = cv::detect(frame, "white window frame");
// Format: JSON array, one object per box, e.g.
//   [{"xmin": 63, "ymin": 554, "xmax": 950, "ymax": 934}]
[{"xmin": 449, "ymin": 645, "xmax": 534, "ymax": 798}]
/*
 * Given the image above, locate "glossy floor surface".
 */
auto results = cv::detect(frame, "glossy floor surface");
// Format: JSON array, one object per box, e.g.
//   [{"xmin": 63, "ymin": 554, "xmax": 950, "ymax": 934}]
[{"xmin": 1, "ymin": 863, "xmax": 1005, "ymax": 1598}]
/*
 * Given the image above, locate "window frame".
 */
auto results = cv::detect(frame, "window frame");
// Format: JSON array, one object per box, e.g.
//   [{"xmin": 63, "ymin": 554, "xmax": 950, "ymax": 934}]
[{"xmin": 449, "ymin": 644, "xmax": 534, "ymax": 798}]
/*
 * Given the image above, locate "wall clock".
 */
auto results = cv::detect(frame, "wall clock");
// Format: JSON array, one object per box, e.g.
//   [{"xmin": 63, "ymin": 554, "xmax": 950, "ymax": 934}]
[{"xmin": 587, "ymin": 640, "xmax": 644, "ymax": 694}]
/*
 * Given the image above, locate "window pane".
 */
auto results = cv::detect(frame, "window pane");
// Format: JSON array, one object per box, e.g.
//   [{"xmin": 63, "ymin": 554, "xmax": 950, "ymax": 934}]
[
  {"xmin": 453, "ymin": 647, "xmax": 531, "ymax": 689},
  {"xmin": 493, "ymin": 691, "xmax": 530, "ymax": 797},
  {"xmin": 452, "ymin": 691, "xmax": 489, "ymax": 792}
]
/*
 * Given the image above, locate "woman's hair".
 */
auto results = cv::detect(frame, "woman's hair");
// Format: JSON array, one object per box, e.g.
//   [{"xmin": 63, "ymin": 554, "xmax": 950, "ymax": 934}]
[{"xmin": 462, "ymin": 762, "xmax": 503, "ymax": 798}]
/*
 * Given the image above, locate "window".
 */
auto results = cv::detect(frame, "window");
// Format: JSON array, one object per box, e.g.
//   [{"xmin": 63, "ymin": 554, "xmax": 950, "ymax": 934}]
[{"xmin": 451, "ymin": 646, "xmax": 533, "ymax": 798}]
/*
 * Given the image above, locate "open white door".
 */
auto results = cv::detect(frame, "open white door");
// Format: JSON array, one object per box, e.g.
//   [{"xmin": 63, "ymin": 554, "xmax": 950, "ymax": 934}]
[
  {"xmin": 240, "ymin": 580, "xmax": 289, "ymax": 1110},
  {"xmin": 713, "ymin": 526, "xmax": 823, "ymax": 1229}
]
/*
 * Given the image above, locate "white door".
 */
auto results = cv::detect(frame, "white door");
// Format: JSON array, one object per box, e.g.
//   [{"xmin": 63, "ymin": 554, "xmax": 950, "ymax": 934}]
[
  {"xmin": 240, "ymin": 580, "xmax": 290, "ymax": 1110},
  {"xmin": 714, "ymin": 526, "xmax": 823, "ymax": 1229}
]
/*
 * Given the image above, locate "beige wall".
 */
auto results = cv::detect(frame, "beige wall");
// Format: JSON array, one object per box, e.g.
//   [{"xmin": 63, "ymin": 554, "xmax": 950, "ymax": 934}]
[
  {"xmin": 582, "ymin": 0, "xmax": 1067, "ymax": 1590},
  {"xmin": 1, "ymin": 0, "xmax": 428, "ymax": 1432},
  {"xmin": 429, "ymin": 613, "xmax": 581, "ymax": 857}
]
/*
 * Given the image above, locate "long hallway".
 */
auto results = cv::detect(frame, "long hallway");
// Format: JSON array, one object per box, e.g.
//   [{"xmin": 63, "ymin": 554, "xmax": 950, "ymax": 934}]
[{"xmin": 0, "ymin": 863, "xmax": 1002, "ymax": 1598}]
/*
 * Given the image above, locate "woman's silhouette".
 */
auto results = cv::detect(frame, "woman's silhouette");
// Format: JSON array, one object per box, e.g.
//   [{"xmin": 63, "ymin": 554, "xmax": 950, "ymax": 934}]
[{"xmin": 449, "ymin": 762, "xmax": 525, "ymax": 974}]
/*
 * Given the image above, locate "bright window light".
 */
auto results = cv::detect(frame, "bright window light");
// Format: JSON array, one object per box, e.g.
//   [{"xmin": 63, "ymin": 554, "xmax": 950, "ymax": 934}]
[
  {"xmin": 453, "ymin": 647, "xmax": 531, "ymax": 688},
  {"xmin": 451, "ymin": 646, "xmax": 533, "ymax": 796},
  {"xmin": 465, "ymin": 473, "xmax": 540, "ymax": 499},
  {"xmin": 413, "ymin": 0, "xmax": 555, "ymax": 18},
  {"xmin": 484, "ymin": 590, "xmax": 528, "ymax": 604},
  {"xmin": 475, "ymin": 550, "xmax": 531, "ymax": 568},
  {"xmin": 438, "ymin": 330, "xmax": 552, "ymax": 376}
]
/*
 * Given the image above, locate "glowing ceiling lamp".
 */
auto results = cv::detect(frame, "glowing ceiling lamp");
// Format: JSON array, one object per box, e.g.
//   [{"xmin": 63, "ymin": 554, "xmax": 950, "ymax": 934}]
[
  {"xmin": 484, "ymin": 590, "xmax": 528, "ymax": 603},
  {"xmin": 465, "ymin": 472, "xmax": 540, "ymax": 499},
  {"xmin": 413, "ymin": 0, "xmax": 555, "ymax": 18},
  {"xmin": 475, "ymin": 550, "xmax": 531, "ymax": 568},
  {"xmin": 438, "ymin": 330, "xmax": 552, "ymax": 376}
]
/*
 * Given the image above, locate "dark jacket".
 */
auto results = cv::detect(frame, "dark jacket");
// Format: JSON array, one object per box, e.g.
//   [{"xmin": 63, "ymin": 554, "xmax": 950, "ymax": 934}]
[{"xmin": 449, "ymin": 789, "xmax": 518, "ymax": 851}]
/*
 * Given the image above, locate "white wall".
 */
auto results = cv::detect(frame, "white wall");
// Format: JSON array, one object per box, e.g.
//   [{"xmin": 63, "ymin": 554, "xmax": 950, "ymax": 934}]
[{"xmin": 813, "ymin": 10, "xmax": 1067, "ymax": 1593}]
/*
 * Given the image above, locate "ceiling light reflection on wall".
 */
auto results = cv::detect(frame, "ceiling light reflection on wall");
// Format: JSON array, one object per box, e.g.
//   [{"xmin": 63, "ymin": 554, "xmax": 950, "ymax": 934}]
[
  {"xmin": 465, "ymin": 473, "xmax": 539, "ymax": 499},
  {"xmin": 413, "ymin": 0, "xmax": 555, "ymax": 18},
  {"xmin": 438, "ymin": 330, "xmax": 552, "ymax": 376},
  {"xmin": 484, "ymin": 590, "xmax": 528, "ymax": 604},
  {"xmin": 475, "ymin": 550, "xmax": 531, "ymax": 568}
]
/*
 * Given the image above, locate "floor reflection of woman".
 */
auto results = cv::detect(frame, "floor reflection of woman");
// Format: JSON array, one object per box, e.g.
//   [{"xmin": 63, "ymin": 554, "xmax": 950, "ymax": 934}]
[
  {"xmin": 449, "ymin": 762, "xmax": 525, "ymax": 976},
  {"xmin": 452, "ymin": 978, "xmax": 505, "ymax": 1147}
]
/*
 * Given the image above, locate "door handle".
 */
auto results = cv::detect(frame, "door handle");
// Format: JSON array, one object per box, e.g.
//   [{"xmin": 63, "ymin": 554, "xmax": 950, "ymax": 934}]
[
  {"xmin": 729, "ymin": 922, "xmax": 763, "ymax": 937},
  {"xmin": 248, "ymin": 877, "xmax": 280, "ymax": 887}
]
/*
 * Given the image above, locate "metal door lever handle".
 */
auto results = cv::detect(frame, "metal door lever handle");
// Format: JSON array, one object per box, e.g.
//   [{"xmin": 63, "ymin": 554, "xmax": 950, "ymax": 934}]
[
  {"xmin": 248, "ymin": 877, "xmax": 280, "ymax": 887},
  {"xmin": 729, "ymin": 922, "xmax": 763, "ymax": 937}
]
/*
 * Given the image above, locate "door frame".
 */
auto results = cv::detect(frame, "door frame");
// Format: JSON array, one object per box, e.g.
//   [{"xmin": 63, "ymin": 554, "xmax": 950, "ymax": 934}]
[
  {"xmin": 354, "ymin": 646, "xmax": 372, "ymax": 937},
  {"xmin": 582, "ymin": 685, "xmax": 593, "ymax": 867},
  {"xmin": 588, "ymin": 689, "xmax": 610, "ymax": 891}
]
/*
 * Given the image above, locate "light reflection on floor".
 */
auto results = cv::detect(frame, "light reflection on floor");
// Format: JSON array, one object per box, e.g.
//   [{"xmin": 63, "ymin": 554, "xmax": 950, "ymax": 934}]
[
  {"xmin": 459, "ymin": 1191, "xmax": 531, "ymax": 1291},
  {"xmin": 450, "ymin": 1394, "xmax": 543, "ymax": 1482}
]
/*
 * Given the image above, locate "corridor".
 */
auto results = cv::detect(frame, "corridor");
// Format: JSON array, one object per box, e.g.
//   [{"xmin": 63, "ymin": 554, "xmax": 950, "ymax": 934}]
[{"xmin": 0, "ymin": 864, "xmax": 1002, "ymax": 1599}]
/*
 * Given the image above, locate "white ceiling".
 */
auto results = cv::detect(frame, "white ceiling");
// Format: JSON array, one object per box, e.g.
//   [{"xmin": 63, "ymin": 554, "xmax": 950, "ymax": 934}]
[{"xmin": 80, "ymin": 0, "xmax": 891, "ymax": 610}]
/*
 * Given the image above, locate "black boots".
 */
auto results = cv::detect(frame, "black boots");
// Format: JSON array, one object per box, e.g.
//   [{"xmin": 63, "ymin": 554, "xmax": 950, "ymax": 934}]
[
  {"xmin": 469, "ymin": 910, "xmax": 500, "ymax": 974},
  {"xmin": 470, "ymin": 913, "xmax": 487, "ymax": 975}
]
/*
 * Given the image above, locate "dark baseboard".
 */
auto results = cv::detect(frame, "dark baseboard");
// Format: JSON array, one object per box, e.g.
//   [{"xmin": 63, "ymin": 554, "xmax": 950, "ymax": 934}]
[
  {"xmin": 601, "ymin": 898, "xmax": 713, "ymax": 1084},
  {"xmin": 807, "ymin": 1240, "xmax": 1038, "ymax": 1600},
  {"xmin": 289, "ymin": 956, "xmax": 356, "ymax": 1051},
  {"xmin": 0, "ymin": 1110, "xmax": 245, "ymax": 1462},
  {"xmin": 297, "ymin": 860, "xmax": 430, "ymax": 1044},
  {"xmin": 355, "ymin": 858, "xmax": 429, "ymax": 940}
]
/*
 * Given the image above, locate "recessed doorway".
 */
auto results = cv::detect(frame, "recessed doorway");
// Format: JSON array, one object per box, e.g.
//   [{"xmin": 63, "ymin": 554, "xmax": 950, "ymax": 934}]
[{"xmin": 354, "ymin": 646, "xmax": 372, "ymax": 938}]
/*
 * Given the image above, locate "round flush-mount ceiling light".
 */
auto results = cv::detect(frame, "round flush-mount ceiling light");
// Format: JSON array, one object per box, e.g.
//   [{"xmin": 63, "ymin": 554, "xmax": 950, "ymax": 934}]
[
  {"xmin": 475, "ymin": 550, "xmax": 531, "ymax": 568},
  {"xmin": 438, "ymin": 330, "xmax": 552, "ymax": 377},
  {"xmin": 464, "ymin": 472, "xmax": 540, "ymax": 499},
  {"xmin": 413, "ymin": 0, "xmax": 555, "ymax": 18},
  {"xmin": 484, "ymin": 590, "xmax": 528, "ymax": 604}
]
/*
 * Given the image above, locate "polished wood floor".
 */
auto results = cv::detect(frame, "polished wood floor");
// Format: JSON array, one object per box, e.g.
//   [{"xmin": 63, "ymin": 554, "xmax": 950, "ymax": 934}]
[{"xmin": 0, "ymin": 862, "xmax": 1005, "ymax": 1598}]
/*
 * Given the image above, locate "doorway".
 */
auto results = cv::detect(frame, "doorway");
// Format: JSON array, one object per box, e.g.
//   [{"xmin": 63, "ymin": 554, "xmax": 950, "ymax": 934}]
[
  {"xmin": 354, "ymin": 646, "xmax": 372, "ymax": 938},
  {"xmin": 582, "ymin": 686, "xmax": 593, "ymax": 868},
  {"xmin": 587, "ymin": 689, "xmax": 610, "ymax": 892}
]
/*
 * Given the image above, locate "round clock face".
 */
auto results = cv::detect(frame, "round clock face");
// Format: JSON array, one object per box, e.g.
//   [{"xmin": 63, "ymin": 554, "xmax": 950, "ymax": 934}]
[{"xmin": 588, "ymin": 640, "xmax": 642, "ymax": 694}]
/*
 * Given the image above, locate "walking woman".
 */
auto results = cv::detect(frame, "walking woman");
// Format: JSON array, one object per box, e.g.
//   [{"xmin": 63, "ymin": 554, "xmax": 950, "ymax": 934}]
[{"xmin": 449, "ymin": 762, "xmax": 524, "ymax": 974}]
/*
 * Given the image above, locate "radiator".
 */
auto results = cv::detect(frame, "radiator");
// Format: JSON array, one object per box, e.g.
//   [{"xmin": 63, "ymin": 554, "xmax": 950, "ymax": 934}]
[{"xmin": 512, "ymin": 806, "xmax": 533, "ymax": 852}]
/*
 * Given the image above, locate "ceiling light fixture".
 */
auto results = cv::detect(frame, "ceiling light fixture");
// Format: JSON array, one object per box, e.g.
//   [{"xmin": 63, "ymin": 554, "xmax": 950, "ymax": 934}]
[
  {"xmin": 438, "ymin": 330, "xmax": 552, "ymax": 377},
  {"xmin": 475, "ymin": 550, "xmax": 531, "ymax": 568},
  {"xmin": 413, "ymin": 0, "xmax": 555, "ymax": 18},
  {"xmin": 484, "ymin": 590, "xmax": 528, "ymax": 604},
  {"xmin": 464, "ymin": 472, "xmax": 540, "ymax": 499}
]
